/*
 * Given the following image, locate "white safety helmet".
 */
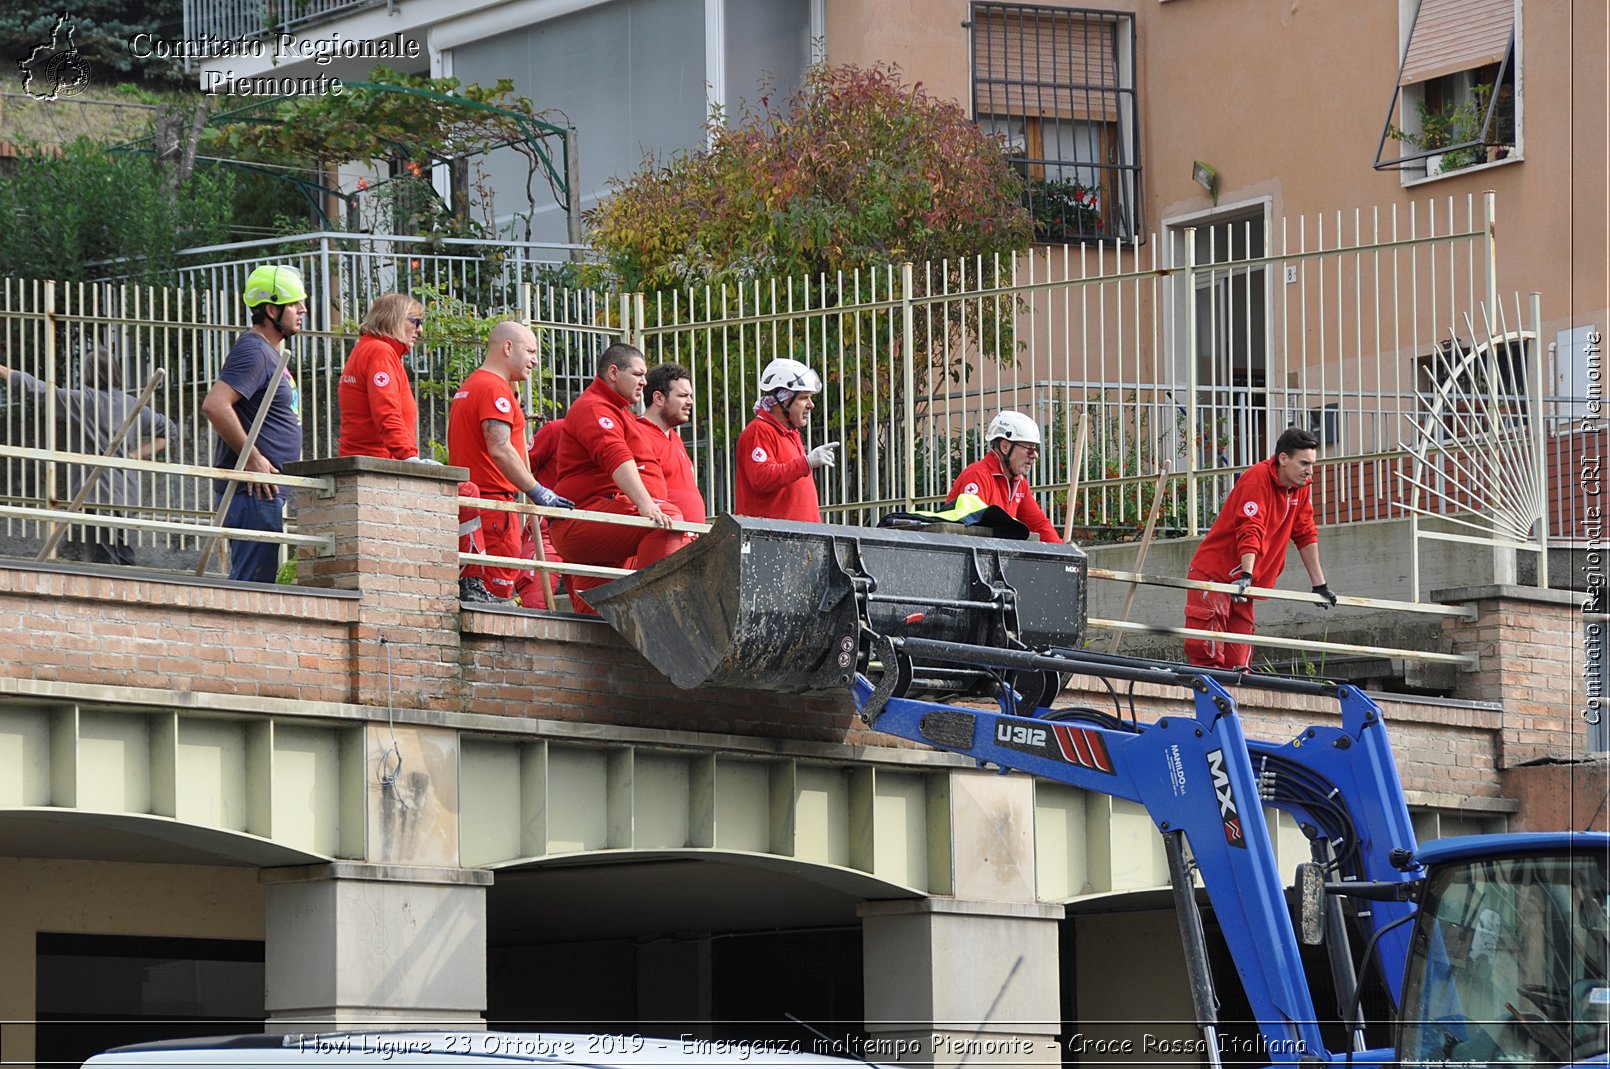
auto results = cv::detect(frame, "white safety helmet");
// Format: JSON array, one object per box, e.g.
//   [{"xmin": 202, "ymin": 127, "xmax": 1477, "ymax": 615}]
[
  {"xmin": 987, "ymin": 410, "xmax": 1042, "ymax": 446},
  {"xmin": 759, "ymin": 357, "xmax": 822, "ymax": 395}
]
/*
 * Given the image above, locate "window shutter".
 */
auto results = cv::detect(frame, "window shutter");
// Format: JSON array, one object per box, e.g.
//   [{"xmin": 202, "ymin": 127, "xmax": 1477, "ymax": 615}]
[
  {"xmin": 974, "ymin": 7, "xmax": 1119, "ymax": 121},
  {"xmin": 1399, "ymin": 0, "xmax": 1515, "ymax": 86}
]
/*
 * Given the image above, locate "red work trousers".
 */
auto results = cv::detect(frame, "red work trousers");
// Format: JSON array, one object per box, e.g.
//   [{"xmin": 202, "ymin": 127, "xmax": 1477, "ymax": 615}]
[
  {"xmin": 1183, "ymin": 568, "xmax": 1255, "ymax": 670},
  {"xmin": 460, "ymin": 491, "xmax": 522, "ymax": 600},
  {"xmin": 550, "ymin": 496, "xmax": 689, "ymax": 614}
]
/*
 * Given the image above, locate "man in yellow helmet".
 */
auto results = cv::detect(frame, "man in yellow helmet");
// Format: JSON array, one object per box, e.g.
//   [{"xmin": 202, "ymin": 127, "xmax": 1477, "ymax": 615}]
[{"xmin": 201, "ymin": 264, "xmax": 307, "ymax": 583}]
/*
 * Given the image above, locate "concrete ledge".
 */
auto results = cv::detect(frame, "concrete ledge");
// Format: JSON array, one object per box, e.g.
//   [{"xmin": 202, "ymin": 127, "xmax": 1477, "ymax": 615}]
[
  {"xmin": 0, "ymin": 556, "xmax": 360, "ymax": 603},
  {"xmin": 858, "ymin": 897, "xmax": 1066, "ymax": 920},
  {"xmin": 285, "ymin": 455, "xmax": 469, "ymax": 483},
  {"xmin": 1433, "ymin": 584, "xmax": 1585, "ymax": 608},
  {"xmin": 260, "ymin": 861, "xmax": 495, "ymax": 886},
  {"xmin": 1403, "ymin": 791, "xmax": 1520, "ymax": 813}
]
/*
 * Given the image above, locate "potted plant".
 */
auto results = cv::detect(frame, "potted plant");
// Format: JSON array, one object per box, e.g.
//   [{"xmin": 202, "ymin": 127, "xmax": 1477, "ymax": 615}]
[
  {"xmin": 1028, "ymin": 177, "xmax": 1103, "ymax": 240},
  {"xmin": 1389, "ymin": 84, "xmax": 1493, "ymax": 177}
]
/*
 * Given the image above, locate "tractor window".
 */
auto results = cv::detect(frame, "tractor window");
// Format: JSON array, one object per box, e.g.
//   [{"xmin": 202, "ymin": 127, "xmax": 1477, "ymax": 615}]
[{"xmin": 1398, "ymin": 850, "xmax": 1609, "ymax": 1068}]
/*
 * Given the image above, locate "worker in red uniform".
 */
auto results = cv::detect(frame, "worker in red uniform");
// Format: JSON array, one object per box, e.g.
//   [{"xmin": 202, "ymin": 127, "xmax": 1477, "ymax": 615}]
[
  {"xmin": 948, "ymin": 410, "xmax": 1062, "ymax": 543},
  {"xmin": 336, "ymin": 293, "xmax": 423, "ymax": 459},
  {"xmin": 639, "ymin": 362, "xmax": 706, "ymax": 525},
  {"xmin": 514, "ymin": 414, "xmax": 567, "ymax": 608},
  {"xmin": 550, "ymin": 343, "xmax": 689, "ymax": 613},
  {"xmin": 735, "ymin": 358, "xmax": 837, "ymax": 522},
  {"xmin": 1184, "ymin": 426, "xmax": 1338, "ymax": 669},
  {"xmin": 336, "ymin": 292, "xmax": 491, "ymax": 591},
  {"xmin": 447, "ymin": 321, "xmax": 573, "ymax": 603}
]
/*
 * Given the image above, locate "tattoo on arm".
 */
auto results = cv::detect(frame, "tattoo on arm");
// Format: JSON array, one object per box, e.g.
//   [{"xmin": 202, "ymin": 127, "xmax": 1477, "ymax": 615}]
[{"xmin": 482, "ymin": 419, "xmax": 512, "ymax": 448}]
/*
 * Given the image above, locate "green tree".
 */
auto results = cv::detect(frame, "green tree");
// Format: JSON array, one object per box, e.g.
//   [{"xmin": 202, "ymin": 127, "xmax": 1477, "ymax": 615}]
[
  {"xmin": 4, "ymin": 1, "xmax": 188, "ymax": 90},
  {"xmin": 0, "ymin": 139, "xmax": 234, "ymax": 282},
  {"xmin": 207, "ymin": 67, "xmax": 567, "ymax": 239}
]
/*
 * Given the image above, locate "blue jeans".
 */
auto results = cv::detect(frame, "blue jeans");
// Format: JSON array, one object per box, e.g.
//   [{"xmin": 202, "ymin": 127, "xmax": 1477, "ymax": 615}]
[{"xmin": 222, "ymin": 491, "xmax": 285, "ymax": 584}]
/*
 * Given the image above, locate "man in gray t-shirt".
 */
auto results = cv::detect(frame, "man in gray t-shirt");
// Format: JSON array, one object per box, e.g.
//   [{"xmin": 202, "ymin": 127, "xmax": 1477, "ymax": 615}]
[{"xmin": 0, "ymin": 346, "xmax": 177, "ymax": 565}]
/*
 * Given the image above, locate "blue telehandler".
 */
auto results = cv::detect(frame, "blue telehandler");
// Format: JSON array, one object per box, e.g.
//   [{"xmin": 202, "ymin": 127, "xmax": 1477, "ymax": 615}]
[{"xmin": 591, "ymin": 515, "xmax": 1610, "ymax": 1069}]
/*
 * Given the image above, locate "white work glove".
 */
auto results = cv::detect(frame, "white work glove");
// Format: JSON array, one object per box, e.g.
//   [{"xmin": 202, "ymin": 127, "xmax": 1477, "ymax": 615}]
[
  {"xmin": 806, "ymin": 441, "xmax": 840, "ymax": 470},
  {"xmin": 405, "ymin": 455, "xmax": 444, "ymax": 465},
  {"xmin": 527, "ymin": 483, "xmax": 574, "ymax": 509}
]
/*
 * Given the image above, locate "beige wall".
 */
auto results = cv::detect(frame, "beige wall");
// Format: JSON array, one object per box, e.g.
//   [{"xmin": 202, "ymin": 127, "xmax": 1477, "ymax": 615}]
[
  {"xmin": 0, "ymin": 858, "xmax": 263, "ymax": 1066},
  {"xmin": 824, "ymin": 0, "xmax": 1608, "ymax": 346}
]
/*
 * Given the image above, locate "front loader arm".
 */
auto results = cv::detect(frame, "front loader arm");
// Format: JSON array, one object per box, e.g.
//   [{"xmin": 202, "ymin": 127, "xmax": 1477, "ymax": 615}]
[
  {"xmin": 852, "ymin": 666, "xmax": 1332, "ymax": 1060},
  {"xmin": 1243, "ymin": 685, "xmax": 1420, "ymax": 1005}
]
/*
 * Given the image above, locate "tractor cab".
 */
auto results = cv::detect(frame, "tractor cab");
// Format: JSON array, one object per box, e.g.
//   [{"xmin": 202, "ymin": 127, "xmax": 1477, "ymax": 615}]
[{"xmin": 1397, "ymin": 834, "xmax": 1609, "ymax": 1069}]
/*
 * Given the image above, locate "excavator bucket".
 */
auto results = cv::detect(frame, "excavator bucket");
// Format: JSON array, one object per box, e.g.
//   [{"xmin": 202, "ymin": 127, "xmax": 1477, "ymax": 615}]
[{"xmin": 586, "ymin": 514, "xmax": 1087, "ymax": 695}]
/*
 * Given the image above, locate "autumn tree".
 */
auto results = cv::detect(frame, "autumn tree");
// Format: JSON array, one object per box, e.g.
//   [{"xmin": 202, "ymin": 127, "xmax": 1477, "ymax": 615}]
[
  {"xmin": 586, "ymin": 64, "xmax": 1033, "ymax": 488},
  {"xmin": 587, "ymin": 63, "xmax": 1031, "ymax": 291}
]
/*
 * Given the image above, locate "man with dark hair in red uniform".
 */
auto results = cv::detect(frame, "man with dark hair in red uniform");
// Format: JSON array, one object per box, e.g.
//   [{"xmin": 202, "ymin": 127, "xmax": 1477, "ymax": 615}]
[
  {"xmin": 550, "ymin": 343, "xmax": 689, "ymax": 613},
  {"xmin": 1184, "ymin": 426, "xmax": 1338, "ymax": 669},
  {"xmin": 948, "ymin": 410, "xmax": 1062, "ymax": 544},
  {"xmin": 639, "ymin": 362, "xmax": 706, "ymax": 525},
  {"xmin": 447, "ymin": 321, "xmax": 572, "ymax": 603},
  {"xmin": 735, "ymin": 358, "xmax": 837, "ymax": 522}
]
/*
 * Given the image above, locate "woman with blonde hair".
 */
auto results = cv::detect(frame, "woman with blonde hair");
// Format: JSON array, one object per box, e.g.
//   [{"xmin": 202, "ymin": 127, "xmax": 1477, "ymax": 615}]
[{"xmin": 337, "ymin": 292, "xmax": 425, "ymax": 459}]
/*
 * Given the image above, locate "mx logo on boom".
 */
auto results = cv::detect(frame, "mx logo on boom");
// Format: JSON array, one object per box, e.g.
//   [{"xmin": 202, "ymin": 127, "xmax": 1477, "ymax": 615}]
[{"xmin": 1206, "ymin": 749, "xmax": 1247, "ymax": 848}]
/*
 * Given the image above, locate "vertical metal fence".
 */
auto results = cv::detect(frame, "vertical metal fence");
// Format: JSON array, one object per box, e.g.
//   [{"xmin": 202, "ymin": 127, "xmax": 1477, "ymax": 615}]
[{"xmin": 0, "ymin": 192, "xmax": 1590, "ymax": 562}]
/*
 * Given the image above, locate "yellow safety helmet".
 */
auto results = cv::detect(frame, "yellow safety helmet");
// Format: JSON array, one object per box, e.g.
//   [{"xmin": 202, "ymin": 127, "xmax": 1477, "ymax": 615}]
[{"xmin": 242, "ymin": 264, "xmax": 308, "ymax": 307}]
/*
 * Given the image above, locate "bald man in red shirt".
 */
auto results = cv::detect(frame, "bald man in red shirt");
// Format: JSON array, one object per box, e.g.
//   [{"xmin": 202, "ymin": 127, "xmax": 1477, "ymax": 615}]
[{"xmin": 447, "ymin": 321, "xmax": 572, "ymax": 603}]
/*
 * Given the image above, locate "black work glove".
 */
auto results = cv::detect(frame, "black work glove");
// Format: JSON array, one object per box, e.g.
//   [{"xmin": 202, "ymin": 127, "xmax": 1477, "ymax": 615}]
[
  {"xmin": 1229, "ymin": 567, "xmax": 1253, "ymax": 603},
  {"xmin": 1312, "ymin": 583, "xmax": 1337, "ymax": 609}
]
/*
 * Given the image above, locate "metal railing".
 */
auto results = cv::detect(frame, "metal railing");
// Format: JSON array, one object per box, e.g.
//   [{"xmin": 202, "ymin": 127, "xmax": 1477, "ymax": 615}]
[
  {"xmin": 2, "ymin": 192, "xmax": 1589, "ymax": 570},
  {"xmin": 183, "ymin": 0, "xmax": 382, "ymax": 53},
  {"xmin": 459, "ymin": 496, "xmax": 1476, "ymax": 668}
]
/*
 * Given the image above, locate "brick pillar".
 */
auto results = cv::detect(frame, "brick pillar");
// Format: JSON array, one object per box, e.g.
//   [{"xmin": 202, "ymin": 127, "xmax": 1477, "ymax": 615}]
[
  {"xmin": 1440, "ymin": 583, "xmax": 1590, "ymax": 767},
  {"xmin": 284, "ymin": 457, "xmax": 466, "ymax": 712}
]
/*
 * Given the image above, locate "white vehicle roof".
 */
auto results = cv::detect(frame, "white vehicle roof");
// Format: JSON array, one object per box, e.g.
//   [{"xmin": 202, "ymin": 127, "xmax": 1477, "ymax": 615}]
[{"xmin": 86, "ymin": 1031, "xmax": 887, "ymax": 1068}]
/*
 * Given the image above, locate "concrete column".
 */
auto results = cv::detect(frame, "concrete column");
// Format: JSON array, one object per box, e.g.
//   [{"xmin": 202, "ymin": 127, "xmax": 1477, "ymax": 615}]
[
  {"xmin": 284, "ymin": 456, "xmax": 466, "ymax": 712},
  {"xmin": 262, "ymin": 861, "xmax": 491, "ymax": 1029},
  {"xmin": 859, "ymin": 897, "xmax": 1065, "ymax": 1065}
]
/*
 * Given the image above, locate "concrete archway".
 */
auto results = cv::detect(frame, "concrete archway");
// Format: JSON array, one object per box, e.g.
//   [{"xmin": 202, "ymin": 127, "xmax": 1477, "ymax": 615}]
[{"xmin": 483, "ymin": 849, "xmax": 922, "ymax": 1039}]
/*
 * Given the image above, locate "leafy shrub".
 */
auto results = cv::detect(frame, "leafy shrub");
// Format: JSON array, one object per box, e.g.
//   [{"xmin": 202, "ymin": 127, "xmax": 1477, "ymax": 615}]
[
  {"xmin": 587, "ymin": 63, "xmax": 1032, "ymax": 292},
  {"xmin": 0, "ymin": 139, "xmax": 234, "ymax": 282}
]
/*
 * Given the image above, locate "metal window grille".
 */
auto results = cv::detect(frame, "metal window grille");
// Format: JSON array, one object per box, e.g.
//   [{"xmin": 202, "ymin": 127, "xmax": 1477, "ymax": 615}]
[{"xmin": 971, "ymin": 3, "xmax": 1142, "ymax": 244}]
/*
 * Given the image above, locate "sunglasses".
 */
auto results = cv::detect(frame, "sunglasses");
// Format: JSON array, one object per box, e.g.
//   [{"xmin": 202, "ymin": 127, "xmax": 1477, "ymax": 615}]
[{"xmin": 406, "ymin": 316, "xmax": 424, "ymax": 327}]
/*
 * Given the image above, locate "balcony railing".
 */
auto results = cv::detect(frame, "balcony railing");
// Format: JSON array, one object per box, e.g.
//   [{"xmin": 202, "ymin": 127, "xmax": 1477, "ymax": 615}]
[{"xmin": 184, "ymin": 0, "xmax": 388, "ymax": 53}]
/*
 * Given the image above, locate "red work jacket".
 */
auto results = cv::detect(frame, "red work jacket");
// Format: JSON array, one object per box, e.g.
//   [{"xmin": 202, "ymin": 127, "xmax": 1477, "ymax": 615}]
[
  {"xmin": 337, "ymin": 334, "xmax": 417, "ymax": 459},
  {"xmin": 553, "ymin": 378, "xmax": 667, "ymax": 508},
  {"xmin": 1188, "ymin": 456, "xmax": 1319, "ymax": 585},
  {"xmin": 947, "ymin": 452, "xmax": 1062, "ymax": 543},
  {"xmin": 734, "ymin": 413, "xmax": 818, "ymax": 522},
  {"xmin": 638, "ymin": 415, "xmax": 707, "ymax": 524}
]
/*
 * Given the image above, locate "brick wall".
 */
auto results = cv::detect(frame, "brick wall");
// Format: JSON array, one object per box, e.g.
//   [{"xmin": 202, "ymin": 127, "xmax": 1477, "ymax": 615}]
[
  {"xmin": 1502, "ymin": 758, "xmax": 1610, "ymax": 831},
  {"xmin": 0, "ymin": 563, "xmax": 355, "ymax": 703},
  {"xmin": 1439, "ymin": 585, "xmax": 1588, "ymax": 766}
]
